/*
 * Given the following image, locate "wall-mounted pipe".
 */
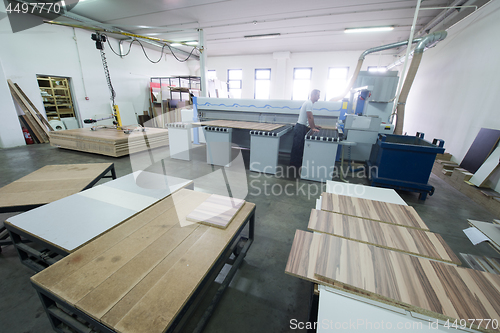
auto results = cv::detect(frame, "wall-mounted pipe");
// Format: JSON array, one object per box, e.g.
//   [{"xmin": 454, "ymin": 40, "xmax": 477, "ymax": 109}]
[
  {"xmin": 393, "ymin": 31, "xmax": 447, "ymax": 134},
  {"xmin": 329, "ymin": 38, "xmax": 423, "ymax": 101}
]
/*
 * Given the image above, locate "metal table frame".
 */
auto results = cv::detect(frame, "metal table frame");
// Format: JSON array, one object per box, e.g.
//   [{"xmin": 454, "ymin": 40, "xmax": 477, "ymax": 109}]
[
  {"xmin": 32, "ymin": 206, "xmax": 255, "ymax": 333},
  {"xmin": 0, "ymin": 164, "xmax": 116, "ymax": 254}
]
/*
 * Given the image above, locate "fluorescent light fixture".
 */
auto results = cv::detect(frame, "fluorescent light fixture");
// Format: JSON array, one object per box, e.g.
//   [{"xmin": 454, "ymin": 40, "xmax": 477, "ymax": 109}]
[
  {"xmin": 244, "ymin": 33, "xmax": 281, "ymax": 39},
  {"xmin": 345, "ymin": 26, "xmax": 394, "ymax": 33},
  {"xmin": 170, "ymin": 43, "xmax": 182, "ymax": 47},
  {"xmin": 185, "ymin": 41, "xmax": 198, "ymax": 45}
]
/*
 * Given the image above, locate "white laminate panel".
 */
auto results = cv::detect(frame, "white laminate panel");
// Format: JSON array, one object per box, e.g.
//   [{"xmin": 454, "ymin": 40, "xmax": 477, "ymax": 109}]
[{"xmin": 325, "ymin": 181, "xmax": 407, "ymax": 206}]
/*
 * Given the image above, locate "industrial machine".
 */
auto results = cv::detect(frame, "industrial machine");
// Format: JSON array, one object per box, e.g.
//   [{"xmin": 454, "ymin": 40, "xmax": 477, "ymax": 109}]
[{"xmin": 196, "ymin": 98, "xmax": 347, "ymax": 171}]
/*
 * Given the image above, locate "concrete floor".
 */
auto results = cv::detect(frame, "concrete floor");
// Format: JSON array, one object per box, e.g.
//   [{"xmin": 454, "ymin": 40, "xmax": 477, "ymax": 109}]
[{"xmin": 0, "ymin": 143, "xmax": 498, "ymax": 333}]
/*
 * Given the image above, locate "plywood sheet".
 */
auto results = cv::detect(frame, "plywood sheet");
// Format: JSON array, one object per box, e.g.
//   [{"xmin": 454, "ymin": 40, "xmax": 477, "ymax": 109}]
[
  {"xmin": 186, "ymin": 194, "xmax": 245, "ymax": 229},
  {"xmin": 312, "ymin": 232, "xmax": 500, "ymax": 333},
  {"xmin": 31, "ymin": 189, "xmax": 255, "ymax": 333},
  {"xmin": 308, "ymin": 209, "xmax": 460, "ymax": 264},
  {"xmin": 460, "ymin": 128, "xmax": 500, "ymax": 174},
  {"xmin": 49, "ymin": 128, "xmax": 169, "ymax": 157},
  {"xmin": 320, "ymin": 193, "xmax": 429, "ymax": 231},
  {"xmin": 200, "ymin": 120, "xmax": 285, "ymax": 131},
  {"xmin": 469, "ymin": 219, "xmax": 500, "ymax": 249},
  {"xmin": 0, "ymin": 163, "xmax": 113, "ymax": 209},
  {"xmin": 470, "ymin": 146, "xmax": 500, "ymax": 187}
]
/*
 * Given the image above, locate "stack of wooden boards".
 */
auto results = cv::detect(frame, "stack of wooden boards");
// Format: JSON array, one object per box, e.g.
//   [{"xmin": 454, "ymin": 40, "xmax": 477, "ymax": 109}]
[
  {"xmin": 286, "ymin": 193, "xmax": 500, "ymax": 333},
  {"xmin": 8, "ymin": 79, "xmax": 53, "ymax": 143},
  {"xmin": 49, "ymin": 127, "xmax": 169, "ymax": 157},
  {"xmin": 461, "ymin": 253, "xmax": 500, "ymax": 274}
]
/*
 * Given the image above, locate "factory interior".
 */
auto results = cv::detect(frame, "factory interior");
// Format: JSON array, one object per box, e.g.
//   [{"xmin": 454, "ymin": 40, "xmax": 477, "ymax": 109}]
[{"xmin": 1, "ymin": 1, "xmax": 500, "ymax": 333}]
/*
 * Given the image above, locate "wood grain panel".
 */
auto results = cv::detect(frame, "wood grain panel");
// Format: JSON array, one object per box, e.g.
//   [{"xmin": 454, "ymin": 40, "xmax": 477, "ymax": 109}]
[
  {"xmin": 200, "ymin": 120, "xmax": 285, "ymax": 131},
  {"xmin": 186, "ymin": 194, "xmax": 245, "ymax": 229},
  {"xmin": 0, "ymin": 163, "xmax": 113, "ymax": 208},
  {"xmin": 321, "ymin": 193, "xmax": 429, "ymax": 230},
  {"xmin": 460, "ymin": 128, "xmax": 500, "ymax": 174},
  {"xmin": 313, "ymin": 232, "xmax": 500, "ymax": 333},
  {"xmin": 49, "ymin": 128, "xmax": 169, "ymax": 157},
  {"xmin": 469, "ymin": 220, "xmax": 500, "ymax": 249},
  {"xmin": 31, "ymin": 189, "xmax": 255, "ymax": 333},
  {"xmin": 308, "ymin": 209, "xmax": 460, "ymax": 264}
]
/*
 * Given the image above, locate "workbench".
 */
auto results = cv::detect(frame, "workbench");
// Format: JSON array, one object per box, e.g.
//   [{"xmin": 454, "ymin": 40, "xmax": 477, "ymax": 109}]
[
  {"xmin": 4, "ymin": 171, "xmax": 193, "ymax": 271},
  {"xmin": 299, "ymin": 183, "xmax": 495, "ymax": 332},
  {"xmin": 31, "ymin": 189, "xmax": 255, "ymax": 333},
  {"xmin": 0, "ymin": 163, "xmax": 116, "ymax": 251}
]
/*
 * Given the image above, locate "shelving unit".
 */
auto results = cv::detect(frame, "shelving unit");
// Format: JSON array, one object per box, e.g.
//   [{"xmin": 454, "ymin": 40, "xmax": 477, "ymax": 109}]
[
  {"xmin": 37, "ymin": 76, "xmax": 76, "ymax": 121},
  {"xmin": 149, "ymin": 76, "xmax": 200, "ymax": 127}
]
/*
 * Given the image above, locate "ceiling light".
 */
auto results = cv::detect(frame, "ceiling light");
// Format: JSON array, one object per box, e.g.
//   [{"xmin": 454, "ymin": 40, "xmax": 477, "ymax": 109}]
[
  {"xmin": 244, "ymin": 33, "xmax": 281, "ymax": 39},
  {"xmin": 345, "ymin": 26, "xmax": 394, "ymax": 34},
  {"xmin": 170, "ymin": 43, "xmax": 182, "ymax": 47},
  {"xmin": 185, "ymin": 41, "xmax": 198, "ymax": 45}
]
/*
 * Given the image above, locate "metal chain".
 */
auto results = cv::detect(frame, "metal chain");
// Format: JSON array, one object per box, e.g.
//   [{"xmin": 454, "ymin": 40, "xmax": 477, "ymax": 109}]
[{"xmin": 100, "ymin": 49, "xmax": 116, "ymax": 105}]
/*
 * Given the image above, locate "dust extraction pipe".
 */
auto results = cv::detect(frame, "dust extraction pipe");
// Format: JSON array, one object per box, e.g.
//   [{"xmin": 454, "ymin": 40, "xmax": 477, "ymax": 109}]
[
  {"xmin": 393, "ymin": 30, "xmax": 447, "ymax": 134},
  {"xmin": 329, "ymin": 38, "xmax": 423, "ymax": 101}
]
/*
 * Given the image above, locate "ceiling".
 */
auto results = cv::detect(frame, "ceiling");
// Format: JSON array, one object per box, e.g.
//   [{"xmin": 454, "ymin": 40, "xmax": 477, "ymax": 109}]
[{"xmin": 54, "ymin": 0, "xmax": 486, "ymax": 57}]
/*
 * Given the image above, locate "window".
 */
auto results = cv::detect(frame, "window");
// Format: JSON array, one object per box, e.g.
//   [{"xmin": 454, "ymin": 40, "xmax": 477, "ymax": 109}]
[
  {"xmin": 207, "ymin": 70, "xmax": 217, "ymax": 80},
  {"xmin": 254, "ymin": 68, "xmax": 271, "ymax": 99},
  {"xmin": 227, "ymin": 69, "xmax": 242, "ymax": 99},
  {"xmin": 292, "ymin": 68, "xmax": 312, "ymax": 100},
  {"xmin": 326, "ymin": 67, "xmax": 349, "ymax": 100},
  {"xmin": 367, "ymin": 66, "xmax": 387, "ymax": 73}
]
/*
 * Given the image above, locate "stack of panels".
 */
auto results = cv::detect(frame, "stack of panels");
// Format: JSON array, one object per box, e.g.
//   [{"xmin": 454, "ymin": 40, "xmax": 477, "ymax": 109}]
[
  {"xmin": 286, "ymin": 230, "xmax": 500, "ymax": 333},
  {"xmin": 49, "ymin": 128, "xmax": 169, "ymax": 157}
]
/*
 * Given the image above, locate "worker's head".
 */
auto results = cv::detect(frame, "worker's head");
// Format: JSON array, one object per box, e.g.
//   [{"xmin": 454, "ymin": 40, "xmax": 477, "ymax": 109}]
[{"xmin": 310, "ymin": 89, "xmax": 320, "ymax": 103}]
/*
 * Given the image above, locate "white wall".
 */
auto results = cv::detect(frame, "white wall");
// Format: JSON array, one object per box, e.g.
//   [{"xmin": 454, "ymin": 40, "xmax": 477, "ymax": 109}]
[
  {"xmin": 0, "ymin": 59, "xmax": 25, "ymax": 148},
  {"xmin": 206, "ymin": 51, "xmax": 394, "ymax": 100},
  {"xmin": 402, "ymin": 1, "xmax": 500, "ymax": 163},
  {"xmin": 0, "ymin": 15, "xmax": 191, "ymax": 147}
]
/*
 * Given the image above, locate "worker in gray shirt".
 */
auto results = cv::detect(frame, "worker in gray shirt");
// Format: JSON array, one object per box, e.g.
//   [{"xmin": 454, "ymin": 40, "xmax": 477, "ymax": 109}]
[{"xmin": 290, "ymin": 89, "xmax": 321, "ymax": 171}]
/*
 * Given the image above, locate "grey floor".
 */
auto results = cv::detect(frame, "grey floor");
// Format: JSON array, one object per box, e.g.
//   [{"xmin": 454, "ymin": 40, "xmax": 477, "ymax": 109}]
[{"xmin": 0, "ymin": 143, "xmax": 498, "ymax": 333}]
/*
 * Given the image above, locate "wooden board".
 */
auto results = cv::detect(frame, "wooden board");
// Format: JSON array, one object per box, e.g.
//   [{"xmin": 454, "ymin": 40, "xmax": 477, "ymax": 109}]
[
  {"xmin": 14, "ymin": 82, "xmax": 54, "ymax": 131},
  {"xmin": 0, "ymin": 163, "xmax": 113, "ymax": 209},
  {"xmin": 31, "ymin": 189, "xmax": 255, "ymax": 333},
  {"xmin": 8, "ymin": 79, "xmax": 50, "ymax": 140},
  {"xmin": 470, "ymin": 146, "xmax": 500, "ymax": 187},
  {"xmin": 49, "ymin": 128, "xmax": 169, "ymax": 157},
  {"xmin": 199, "ymin": 120, "xmax": 285, "ymax": 131},
  {"xmin": 285, "ymin": 230, "xmax": 500, "ymax": 333},
  {"xmin": 320, "ymin": 193, "xmax": 429, "ymax": 231},
  {"xmin": 460, "ymin": 128, "xmax": 500, "ymax": 174},
  {"xmin": 307, "ymin": 209, "xmax": 461, "ymax": 264},
  {"xmin": 469, "ymin": 219, "xmax": 500, "ymax": 249},
  {"xmin": 313, "ymin": 232, "xmax": 500, "ymax": 333},
  {"xmin": 186, "ymin": 194, "xmax": 245, "ymax": 229}
]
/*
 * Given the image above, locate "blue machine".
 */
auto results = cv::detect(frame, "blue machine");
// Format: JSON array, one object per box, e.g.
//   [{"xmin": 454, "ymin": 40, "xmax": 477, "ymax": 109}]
[{"xmin": 368, "ymin": 133, "xmax": 445, "ymax": 200}]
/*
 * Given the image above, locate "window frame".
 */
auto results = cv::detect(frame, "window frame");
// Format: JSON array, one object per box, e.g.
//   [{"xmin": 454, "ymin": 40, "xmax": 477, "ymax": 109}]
[
  {"xmin": 292, "ymin": 67, "xmax": 312, "ymax": 100},
  {"xmin": 254, "ymin": 68, "xmax": 271, "ymax": 99}
]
